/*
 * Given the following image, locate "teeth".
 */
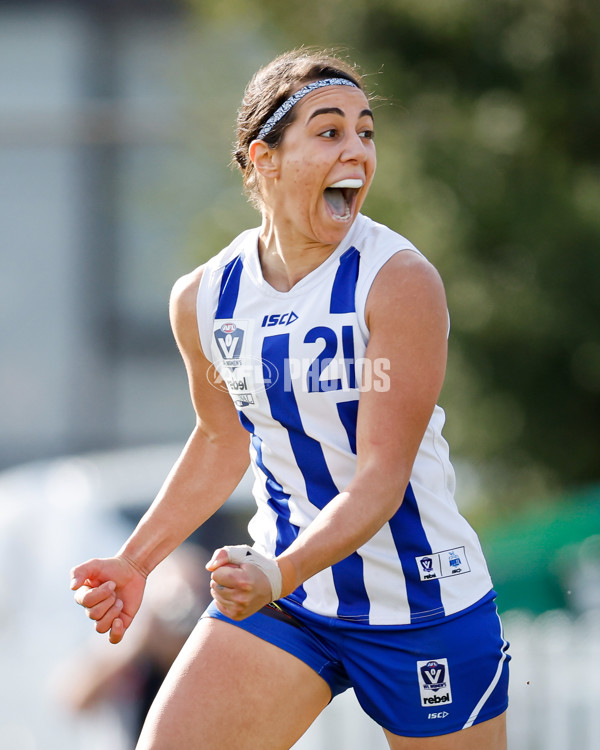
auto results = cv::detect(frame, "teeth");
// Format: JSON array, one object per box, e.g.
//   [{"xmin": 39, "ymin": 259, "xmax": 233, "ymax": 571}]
[{"xmin": 328, "ymin": 178, "xmax": 363, "ymax": 189}]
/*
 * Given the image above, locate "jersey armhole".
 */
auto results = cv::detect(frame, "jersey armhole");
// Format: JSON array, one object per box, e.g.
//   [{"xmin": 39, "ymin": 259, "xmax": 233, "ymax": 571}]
[
  {"xmin": 196, "ymin": 265, "xmax": 217, "ymax": 363},
  {"xmin": 194, "ymin": 227, "xmax": 261, "ymax": 361},
  {"xmin": 355, "ymin": 246, "xmax": 422, "ymax": 340}
]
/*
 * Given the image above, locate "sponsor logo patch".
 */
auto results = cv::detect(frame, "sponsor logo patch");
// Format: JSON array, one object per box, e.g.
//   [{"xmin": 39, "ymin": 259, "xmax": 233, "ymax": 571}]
[
  {"xmin": 416, "ymin": 547, "xmax": 471, "ymax": 581},
  {"xmin": 417, "ymin": 659, "xmax": 453, "ymax": 708},
  {"xmin": 210, "ymin": 319, "xmax": 277, "ymax": 408}
]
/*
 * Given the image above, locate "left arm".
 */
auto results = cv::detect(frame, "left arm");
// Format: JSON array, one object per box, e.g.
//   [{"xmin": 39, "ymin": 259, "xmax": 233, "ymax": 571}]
[
  {"xmin": 276, "ymin": 250, "xmax": 449, "ymax": 589},
  {"xmin": 210, "ymin": 250, "xmax": 449, "ymax": 615}
]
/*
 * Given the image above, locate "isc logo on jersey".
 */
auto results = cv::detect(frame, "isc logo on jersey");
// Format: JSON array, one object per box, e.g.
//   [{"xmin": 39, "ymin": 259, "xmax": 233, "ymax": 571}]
[
  {"xmin": 417, "ymin": 659, "xmax": 453, "ymax": 708},
  {"xmin": 261, "ymin": 312, "xmax": 298, "ymax": 327}
]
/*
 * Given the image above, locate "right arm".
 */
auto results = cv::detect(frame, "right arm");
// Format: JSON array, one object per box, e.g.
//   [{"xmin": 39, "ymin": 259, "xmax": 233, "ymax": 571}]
[
  {"xmin": 116, "ymin": 266, "xmax": 251, "ymax": 576},
  {"xmin": 70, "ymin": 266, "xmax": 250, "ymax": 643}
]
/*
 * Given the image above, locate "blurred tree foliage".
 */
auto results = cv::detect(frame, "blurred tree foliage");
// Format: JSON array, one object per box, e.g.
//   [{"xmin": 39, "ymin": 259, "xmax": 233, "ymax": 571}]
[{"xmin": 186, "ymin": 0, "xmax": 600, "ymax": 510}]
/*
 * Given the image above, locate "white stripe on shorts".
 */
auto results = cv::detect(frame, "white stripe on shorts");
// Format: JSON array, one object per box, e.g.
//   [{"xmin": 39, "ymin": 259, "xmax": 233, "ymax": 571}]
[{"xmin": 462, "ymin": 607, "xmax": 509, "ymax": 729}]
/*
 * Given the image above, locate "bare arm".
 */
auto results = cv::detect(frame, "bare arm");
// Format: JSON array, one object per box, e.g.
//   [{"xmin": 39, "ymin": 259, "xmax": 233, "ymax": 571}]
[
  {"xmin": 275, "ymin": 250, "xmax": 449, "ymax": 593},
  {"xmin": 117, "ymin": 267, "xmax": 250, "ymax": 576},
  {"xmin": 71, "ymin": 267, "xmax": 250, "ymax": 641}
]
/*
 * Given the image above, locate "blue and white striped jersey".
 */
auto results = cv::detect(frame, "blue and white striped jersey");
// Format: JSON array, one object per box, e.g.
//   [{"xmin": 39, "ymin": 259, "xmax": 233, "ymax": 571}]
[{"xmin": 197, "ymin": 213, "xmax": 493, "ymax": 626}]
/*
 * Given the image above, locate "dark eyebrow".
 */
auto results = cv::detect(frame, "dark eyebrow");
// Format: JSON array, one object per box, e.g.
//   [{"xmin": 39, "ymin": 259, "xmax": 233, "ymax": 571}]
[
  {"xmin": 307, "ymin": 107, "xmax": 374, "ymax": 122},
  {"xmin": 308, "ymin": 107, "xmax": 344, "ymax": 121}
]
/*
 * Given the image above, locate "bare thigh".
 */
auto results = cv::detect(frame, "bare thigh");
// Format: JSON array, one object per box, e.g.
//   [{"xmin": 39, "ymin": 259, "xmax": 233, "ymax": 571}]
[
  {"xmin": 383, "ymin": 712, "xmax": 507, "ymax": 750},
  {"xmin": 135, "ymin": 616, "xmax": 332, "ymax": 750}
]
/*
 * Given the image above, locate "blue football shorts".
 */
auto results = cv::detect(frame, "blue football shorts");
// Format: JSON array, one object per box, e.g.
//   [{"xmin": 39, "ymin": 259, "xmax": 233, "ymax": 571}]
[{"xmin": 202, "ymin": 591, "xmax": 510, "ymax": 738}]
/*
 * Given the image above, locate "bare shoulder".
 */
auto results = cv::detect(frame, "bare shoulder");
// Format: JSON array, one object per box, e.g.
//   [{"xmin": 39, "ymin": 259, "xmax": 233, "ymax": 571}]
[
  {"xmin": 170, "ymin": 266, "xmax": 205, "ymax": 318},
  {"xmin": 365, "ymin": 250, "xmax": 447, "ymax": 329},
  {"xmin": 370, "ymin": 249, "xmax": 446, "ymax": 304},
  {"xmin": 169, "ymin": 265, "xmax": 206, "ymax": 356}
]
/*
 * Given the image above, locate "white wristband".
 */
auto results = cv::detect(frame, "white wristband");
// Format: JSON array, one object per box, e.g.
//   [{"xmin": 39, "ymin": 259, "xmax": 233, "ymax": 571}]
[{"xmin": 223, "ymin": 544, "xmax": 282, "ymax": 601}]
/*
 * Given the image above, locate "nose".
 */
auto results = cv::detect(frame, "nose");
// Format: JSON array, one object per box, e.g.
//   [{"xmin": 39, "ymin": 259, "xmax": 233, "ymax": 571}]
[{"xmin": 341, "ymin": 131, "xmax": 369, "ymax": 163}]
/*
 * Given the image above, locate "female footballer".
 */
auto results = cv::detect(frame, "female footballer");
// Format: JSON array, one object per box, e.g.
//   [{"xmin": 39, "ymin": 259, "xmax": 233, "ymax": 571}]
[{"xmin": 71, "ymin": 48, "xmax": 510, "ymax": 749}]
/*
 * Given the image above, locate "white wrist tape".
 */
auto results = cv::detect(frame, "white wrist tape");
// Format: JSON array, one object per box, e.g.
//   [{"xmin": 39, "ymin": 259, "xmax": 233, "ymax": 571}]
[{"xmin": 223, "ymin": 544, "xmax": 282, "ymax": 601}]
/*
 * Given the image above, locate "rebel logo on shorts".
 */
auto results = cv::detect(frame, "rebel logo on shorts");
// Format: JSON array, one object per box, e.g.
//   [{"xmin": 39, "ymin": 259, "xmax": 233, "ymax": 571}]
[{"xmin": 417, "ymin": 659, "xmax": 453, "ymax": 707}]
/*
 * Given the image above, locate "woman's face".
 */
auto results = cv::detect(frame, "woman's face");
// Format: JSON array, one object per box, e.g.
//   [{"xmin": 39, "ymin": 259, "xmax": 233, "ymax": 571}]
[{"xmin": 262, "ymin": 84, "xmax": 377, "ymax": 247}]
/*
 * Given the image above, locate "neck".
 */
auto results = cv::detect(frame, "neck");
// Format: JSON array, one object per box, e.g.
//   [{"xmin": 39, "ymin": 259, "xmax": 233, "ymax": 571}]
[{"xmin": 258, "ymin": 214, "xmax": 337, "ymax": 292}]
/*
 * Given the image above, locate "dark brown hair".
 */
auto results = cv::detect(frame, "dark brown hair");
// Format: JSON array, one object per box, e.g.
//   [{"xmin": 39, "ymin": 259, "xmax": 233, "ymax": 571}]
[{"xmin": 233, "ymin": 48, "xmax": 368, "ymax": 209}]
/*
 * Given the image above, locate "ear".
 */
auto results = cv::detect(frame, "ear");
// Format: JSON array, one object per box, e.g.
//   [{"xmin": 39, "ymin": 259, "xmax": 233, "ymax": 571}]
[{"xmin": 249, "ymin": 139, "xmax": 280, "ymax": 180}]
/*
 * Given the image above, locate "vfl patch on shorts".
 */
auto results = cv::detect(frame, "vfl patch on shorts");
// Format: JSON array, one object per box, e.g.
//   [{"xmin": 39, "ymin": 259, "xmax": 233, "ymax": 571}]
[{"xmin": 417, "ymin": 658, "xmax": 453, "ymax": 708}]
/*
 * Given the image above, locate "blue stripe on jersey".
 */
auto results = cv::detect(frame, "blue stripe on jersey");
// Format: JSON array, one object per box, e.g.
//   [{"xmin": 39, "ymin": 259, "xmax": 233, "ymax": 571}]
[
  {"xmin": 238, "ymin": 410, "xmax": 305, "ymax": 604},
  {"xmin": 237, "ymin": 411, "xmax": 300, "ymax": 556},
  {"xmin": 263, "ymin": 333, "xmax": 370, "ymax": 619},
  {"xmin": 262, "ymin": 334, "xmax": 335, "ymax": 510},
  {"xmin": 330, "ymin": 246, "xmax": 360, "ymax": 314},
  {"xmin": 336, "ymin": 399, "xmax": 359, "ymax": 455},
  {"xmin": 216, "ymin": 254, "xmax": 243, "ymax": 318},
  {"xmin": 389, "ymin": 482, "xmax": 445, "ymax": 623},
  {"xmin": 341, "ymin": 325, "xmax": 357, "ymax": 388}
]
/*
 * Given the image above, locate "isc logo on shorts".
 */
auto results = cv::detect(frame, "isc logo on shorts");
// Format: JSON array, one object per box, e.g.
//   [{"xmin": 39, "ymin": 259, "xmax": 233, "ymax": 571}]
[{"xmin": 417, "ymin": 658, "xmax": 453, "ymax": 707}]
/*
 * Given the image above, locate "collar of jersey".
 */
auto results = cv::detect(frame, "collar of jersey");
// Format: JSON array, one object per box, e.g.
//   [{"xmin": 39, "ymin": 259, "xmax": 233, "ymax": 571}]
[{"xmin": 244, "ymin": 214, "xmax": 367, "ymax": 298}]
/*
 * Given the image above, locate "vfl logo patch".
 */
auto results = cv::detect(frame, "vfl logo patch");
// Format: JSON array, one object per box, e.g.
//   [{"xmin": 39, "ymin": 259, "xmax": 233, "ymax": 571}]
[
  {"xmin": 417, "ymin": 659, "xmax": 453, "ymax": 707},
  {"xmin": 210, "ymin": 319, "xmax": 278, "ymax": 408},
  {"xmin": 416, "ymin": 547, "xmax": 471, "ymax": 581},
  {"xmin": 420, "ymin": 557, "xmax": 435, "ymax": 577},
  {"xmin": 214, "ymin": 323, "xmax": 244, "ymax": 360}
]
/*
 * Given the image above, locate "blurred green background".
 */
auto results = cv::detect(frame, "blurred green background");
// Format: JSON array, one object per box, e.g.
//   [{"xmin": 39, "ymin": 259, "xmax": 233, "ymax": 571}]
[
  {"xmin": 192, "ymin": 0, "xmax": 600, "ymax": 508},
  {"xmin": 192, "ymin": 0, "xmax": 600, "ymax": 519},
  {"xmin": 187, "ymin": 0, "xmax": 600, "ymax": 618}
]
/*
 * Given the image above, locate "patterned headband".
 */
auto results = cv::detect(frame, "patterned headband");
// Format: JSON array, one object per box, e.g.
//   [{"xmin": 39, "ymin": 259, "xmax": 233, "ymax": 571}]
[{"xmin": 256, "ymin": 77, "xmax": 359, "ymax": 140}]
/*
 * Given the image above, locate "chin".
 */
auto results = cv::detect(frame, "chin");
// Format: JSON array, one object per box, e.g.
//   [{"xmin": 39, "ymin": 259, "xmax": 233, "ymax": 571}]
[
  {"xmin": 324, "ymin": 216, "xmax": 356, "ymax": 243},
  {"xmin": 311, "ymin": 212, "xmax": 354, "ymax": 244}
]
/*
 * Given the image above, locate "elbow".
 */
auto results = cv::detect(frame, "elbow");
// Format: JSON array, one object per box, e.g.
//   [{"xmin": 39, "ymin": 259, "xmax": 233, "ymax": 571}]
[
  {"xmin": 382, "ymin": 482, "xmax": 409, "ymax": 522},
  {"xmin": 191, "ymin": 420, "xmax": 250, "ymax": 457},
  {"xmin": 360, "ymin": 464, "xmax": 413, "ymax": 523}
]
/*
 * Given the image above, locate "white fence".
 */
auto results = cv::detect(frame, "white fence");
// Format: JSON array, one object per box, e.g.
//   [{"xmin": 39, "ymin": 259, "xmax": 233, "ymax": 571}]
[{"xmin": 503, "ymin": 609, "xmax": 600, "ymax": 750}]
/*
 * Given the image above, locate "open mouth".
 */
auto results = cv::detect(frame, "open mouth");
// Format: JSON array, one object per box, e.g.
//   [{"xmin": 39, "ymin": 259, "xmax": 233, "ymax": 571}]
[{"xmin": 323, "ymin": 178, "xmax": 363, "ymax": 221}]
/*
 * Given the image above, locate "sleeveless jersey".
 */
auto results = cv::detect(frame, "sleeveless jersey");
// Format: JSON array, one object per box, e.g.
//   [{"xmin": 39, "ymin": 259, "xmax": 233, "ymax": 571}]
[{"xmin": 197, "ymin": 213, "xmax": 493, "ymax": 626}]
